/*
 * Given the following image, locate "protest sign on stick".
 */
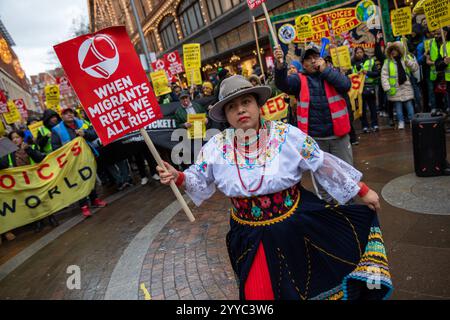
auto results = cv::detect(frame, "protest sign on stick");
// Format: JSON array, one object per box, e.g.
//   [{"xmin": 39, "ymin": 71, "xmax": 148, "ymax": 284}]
[
  {"xmin": 423, "ymin": 0, "xmax": 449, "ymax": 56},
  {"xmin": 54, "ymin": 26, "xmax": 195, "ymax": 222}
]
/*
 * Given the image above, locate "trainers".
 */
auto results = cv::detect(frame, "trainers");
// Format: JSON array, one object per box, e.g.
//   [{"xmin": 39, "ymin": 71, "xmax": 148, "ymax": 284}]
[
  {"xmin": 152, "ymin": 174, "xmax": 160, "ymax": 181},
  {"xmin": 81, "ymin": 205, "xmax": 92, "ymax": 218},
  {"xmin": 92, "ymin": 198, "xmax": 107, "ymax": 208},
  {"xmin": 362, "ymin": 127, "xmax": 369, "ymax": 133},
  {"xmin": 398, "ymin": 121, "xmax": 405, "ymax": 129},
  {"xmin": 373, "ymin": 125, "xmax": 379, "ymax": 132},
  {"xmin": 351, "ymin": 140, "xmax": 360, "ymax": 146},
  {"xmin": 141, "ymin": 177, "xmax": 149, "ymax": 185}
]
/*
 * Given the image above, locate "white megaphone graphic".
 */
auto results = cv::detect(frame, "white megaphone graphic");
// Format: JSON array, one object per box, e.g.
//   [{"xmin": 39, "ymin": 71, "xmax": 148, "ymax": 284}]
[{"xmin": 78, "ymin": 34, "xmax": 119, "ymax": 79}]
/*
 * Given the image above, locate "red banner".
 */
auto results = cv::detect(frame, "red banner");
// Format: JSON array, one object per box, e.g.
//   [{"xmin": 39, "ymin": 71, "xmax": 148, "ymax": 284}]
[
  {"xmin": 13, "ymin": 99, "xmax": 28, "ymax": 119},
  {"xmin": 247, "ymin": 0, "xmax": 266, "ymax": 10},
  {"xmin": 53, "ymin": 26, "xmax": 163, "ymax": 145},
  {"xmin": 164, "ymin": 50, "xmax": 184, "ymax": 75}
]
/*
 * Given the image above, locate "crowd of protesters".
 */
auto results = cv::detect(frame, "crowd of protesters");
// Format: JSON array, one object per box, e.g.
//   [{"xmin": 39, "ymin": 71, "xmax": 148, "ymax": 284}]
[{"xmin": 1, "ymin": 18, "xmax": 449, "ymax": 246}]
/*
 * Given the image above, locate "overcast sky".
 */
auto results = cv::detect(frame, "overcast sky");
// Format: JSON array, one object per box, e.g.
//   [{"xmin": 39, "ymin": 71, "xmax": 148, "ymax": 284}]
[{"xmin": 0, "ymin": 0, "xmax": 88, "ymax": 77}]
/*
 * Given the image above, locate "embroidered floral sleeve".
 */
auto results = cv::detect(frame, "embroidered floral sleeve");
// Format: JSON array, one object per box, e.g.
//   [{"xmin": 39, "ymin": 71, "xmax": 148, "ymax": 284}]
[
  {"xmin": 298, "ymin": 133, "xmax": 362, "ymax": 204},
  {"xmin": 183, "ymin": 141, "xmax": 216, "ymax": 206}
]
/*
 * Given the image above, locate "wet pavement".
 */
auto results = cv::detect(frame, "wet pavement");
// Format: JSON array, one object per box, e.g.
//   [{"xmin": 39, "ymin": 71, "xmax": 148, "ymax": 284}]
[{"xmin": 0, "ymin": 123, "xmax": 449, "ymax": 300}]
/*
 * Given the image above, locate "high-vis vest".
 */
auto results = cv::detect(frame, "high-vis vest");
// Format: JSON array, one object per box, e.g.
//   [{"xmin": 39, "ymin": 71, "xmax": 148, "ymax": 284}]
[
  {"xmin": 440, "ymin": 42, "xmax": 450, "ymax": 81},
  {"xmin": 38, "ymin": 126, "xmax": 53, "ymax": 154},
  {"xmin": 297, "ymin": 73, "xmax": 351, "ymax": 137},
  {"xmin": 53, "ymin": 118, "xmax": 99, "ymax": 156},
  {"xmin": 427, "ymin": 39, "xmax": 439, "ymax": 81},
  {"xmin": 386, "ymin": 58, "xmax": 411, "ymax": 96},
  {"xmin": 7, "ymin": 145, "xmax": 37, "ymax": 167},
  {"xmin": 352, "ymin": 58, "xmax": 376, "ymax": 84}
]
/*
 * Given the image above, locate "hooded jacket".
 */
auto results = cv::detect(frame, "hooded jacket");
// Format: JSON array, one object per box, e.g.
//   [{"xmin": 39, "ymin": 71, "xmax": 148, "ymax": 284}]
[
  {"xmin": 381, "ymin": 42, "xmax": 419, "ymax": 102},
  {"xmin": 36, "ymin": 109, "xmax": 62, "ymax": 152}
]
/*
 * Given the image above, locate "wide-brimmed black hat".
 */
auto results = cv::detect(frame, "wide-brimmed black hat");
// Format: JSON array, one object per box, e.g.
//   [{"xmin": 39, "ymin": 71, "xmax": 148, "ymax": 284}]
[{"xmin": 209, "ymin": 75, "xmax": 272, "ymax": 123}]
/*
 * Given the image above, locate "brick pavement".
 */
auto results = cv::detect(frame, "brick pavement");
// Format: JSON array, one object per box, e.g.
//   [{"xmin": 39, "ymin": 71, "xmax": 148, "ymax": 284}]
[{"xmin": 138, "ymin": 193, "xmax": 239, "ymax": 300}]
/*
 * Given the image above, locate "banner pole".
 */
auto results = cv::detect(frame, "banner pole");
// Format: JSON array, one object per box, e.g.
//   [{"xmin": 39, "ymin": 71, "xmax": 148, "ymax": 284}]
[
  {"xmin": 262, "ymin": 3, "xmax": 279, "ymax": 47},
  {"xmin": 131, "ymin": 0, "xmax": 195, "ymax": 222},
  {"xmin": 252, "ymin": 16, "xmax": 266, "ymax": 84},
  {"xmin": 140, "ymin": 128, "xmax": 195, "ymax": 222}
]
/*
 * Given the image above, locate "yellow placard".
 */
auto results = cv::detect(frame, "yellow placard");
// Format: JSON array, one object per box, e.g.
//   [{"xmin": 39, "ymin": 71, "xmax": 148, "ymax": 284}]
[
  {"xmin": 0, "ymin": 119, "xmax": 5, "ymax": 136},
  {"xmin": 45, "ymin": 84, "xmax": 60, "ymax": 107},
  {"xmin": 0, "ymin": 138, "xmax": 97, "ymax": 234},
  {"xmin": 295, "ymin": 14, "xmax": 313, "ymax": 40},
  {"xmin": 347, "ymin": 73, "xmax": 366, "ymax": 120},
  {"xmin": 28, "ymin": 121, "xmax": 44, "ymax": 138},
  {"xmin": 330, "ymin": 46, "xmax": 352, "ymax": 70},
  {"xmin": 187, "ymin": 113, "xmax": 206, "ymax": 140},
  {"xmin": 150, "ymin": 70, "xmax": 172, "ymax": 97},
  {"xmin": 260, "ymin": 94, "xmax": 289, "ymax": 122},
  {"xmin": 423, "ymin": 0, "xmax": 450, "ymax": 31},
  {"xmin": 391, "ymin": 7, "xmax": 412, "ymax": 36},
  {"xmin": 183, "ymin": 44, "xmax": 201, "ymax": 69},
  {"xmin": 3, "ymin": 100, "xmax": 22, "ymax": 124},
  {"xmin": 186, "ymin": 67, "xmax": 202, "ymax": 86}
]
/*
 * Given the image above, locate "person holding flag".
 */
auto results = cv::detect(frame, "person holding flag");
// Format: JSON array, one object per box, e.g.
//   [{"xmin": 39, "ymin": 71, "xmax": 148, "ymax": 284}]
[
  {"xmin": 156, "ymin": 75, "xmax": 392, "ymax": 300},
  {"xmin": 273, "ymin": 45, "xmax": 354, "ymax": 203}
]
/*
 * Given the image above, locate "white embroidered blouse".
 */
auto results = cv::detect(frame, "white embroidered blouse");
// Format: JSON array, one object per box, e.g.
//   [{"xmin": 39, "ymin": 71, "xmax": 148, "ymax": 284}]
[{"xmin": 184, "ymin": 121, "xmax": 362, "ymax": 206}]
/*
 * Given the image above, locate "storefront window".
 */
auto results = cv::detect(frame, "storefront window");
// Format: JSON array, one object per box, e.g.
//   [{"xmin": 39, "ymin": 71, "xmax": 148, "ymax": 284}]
[
  {"xmin": 159, "ymin": 15, "xmax": 178, "ymax": 50},
  {"xmin": 146, "ymin": 31, "xmax": 158, "ymax": 53},
  {"xmin": 206, "ymin": 0, "xmax": 243, "ymax": 22},
  {"xmin": 178, "ymin": 0, "xmax": 205, "ymax": 36}
]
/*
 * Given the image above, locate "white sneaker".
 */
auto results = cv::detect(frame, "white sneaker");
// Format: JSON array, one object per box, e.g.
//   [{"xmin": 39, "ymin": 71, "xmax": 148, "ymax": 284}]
[
  {"xmin": 398, "ymin": 121, "xmax": 405, "ymax": 129},
  {"xmin": 141, "ymin": 177, "xmax": 149, "ymax": 185},
  {"xmin": 152, "ymin": 174, "xmax": 160, "ymax": 181}
]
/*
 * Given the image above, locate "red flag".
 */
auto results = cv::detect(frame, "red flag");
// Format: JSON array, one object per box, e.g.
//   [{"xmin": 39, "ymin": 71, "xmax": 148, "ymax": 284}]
[
  {"xmin": 53, "ymin": 26, "xmax": 163, "ymax": 145},
  {"xmin": 247, "ymin": 0, "xmax": 266, "ymax": 10}
]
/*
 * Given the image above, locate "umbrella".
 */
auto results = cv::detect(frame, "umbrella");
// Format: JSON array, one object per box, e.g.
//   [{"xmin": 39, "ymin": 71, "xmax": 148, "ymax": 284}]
[{"xmin": 0, "ymin": 137, "xmax": 18, "ymax": 158}]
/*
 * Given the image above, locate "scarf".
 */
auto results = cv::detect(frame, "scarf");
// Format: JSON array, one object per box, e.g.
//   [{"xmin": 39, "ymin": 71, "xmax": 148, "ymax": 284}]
[{"xmin": 395, "ymin": 56, "xmax": 407, "ymax": 86}]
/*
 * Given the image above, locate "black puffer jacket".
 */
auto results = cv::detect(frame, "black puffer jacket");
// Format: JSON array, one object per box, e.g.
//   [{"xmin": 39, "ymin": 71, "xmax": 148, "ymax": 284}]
[{"xmin": 275, "ymin": 65, "xmax": 351, "ymax": 138}]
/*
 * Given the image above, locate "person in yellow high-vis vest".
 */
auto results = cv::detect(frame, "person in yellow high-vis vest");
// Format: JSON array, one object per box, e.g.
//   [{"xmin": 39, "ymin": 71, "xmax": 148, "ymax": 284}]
[
  {"xmin": 36, "ymin": 109, "xmax": 61, "ymax": 154},
  {"xmin": 351, "ymin": 47, "xmax": 380, "ymax": 133},
  {"xmin": 381, "ymin": 42, "xmax": 418, "ymax": 129},
  {"xmin": 432, "ymin": 27, "xmax": 450, "ymax": 114},
  {"xmin": 418, "ymin": 28, "xmax": 437, "ymax": 112}
]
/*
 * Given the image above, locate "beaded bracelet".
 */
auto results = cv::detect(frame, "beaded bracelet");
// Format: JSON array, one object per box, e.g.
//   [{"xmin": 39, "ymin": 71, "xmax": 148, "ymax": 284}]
[{"xmin": 357, "ymin": 182, "xmax": 370, "ymax": 198}]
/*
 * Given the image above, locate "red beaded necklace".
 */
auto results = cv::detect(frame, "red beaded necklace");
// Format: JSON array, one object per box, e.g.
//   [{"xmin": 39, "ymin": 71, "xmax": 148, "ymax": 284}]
[{"xmin": 232, "ymin": 123, "xmax": 269, "ymax": 193}]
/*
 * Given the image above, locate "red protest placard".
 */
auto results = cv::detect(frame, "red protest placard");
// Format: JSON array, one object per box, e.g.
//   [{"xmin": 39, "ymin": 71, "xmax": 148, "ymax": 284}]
[
  {"xmin": 152, "ymin": 58, "xmax": 177, "ymax": 83},
  {"xmin": 164, "ymin": 50, "xmax": 184, "ymax": 75},
  {"xmin": 53, "ymin": 26, "xmax": 163, "ymax": 145},
  {"xmin": 247, "ymin": 0, "xmax": 266, "ymax": 10},
  {"xmin": 13, "ymin": 99, "xmax": 28, "ymax": 119}
]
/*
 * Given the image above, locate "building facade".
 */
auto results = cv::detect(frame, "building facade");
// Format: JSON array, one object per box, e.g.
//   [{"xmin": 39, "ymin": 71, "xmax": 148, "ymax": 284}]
[
  {"xmin": 30, "ymin": 67, "xmax": 79, "ymax": 114},
  {"xmin": 88, "ymin": 0, "xmax": 326, "ymax": 79},
  {"xmin": 0, "ymin": 19, "xmax": 38, "ymax": 122}
]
